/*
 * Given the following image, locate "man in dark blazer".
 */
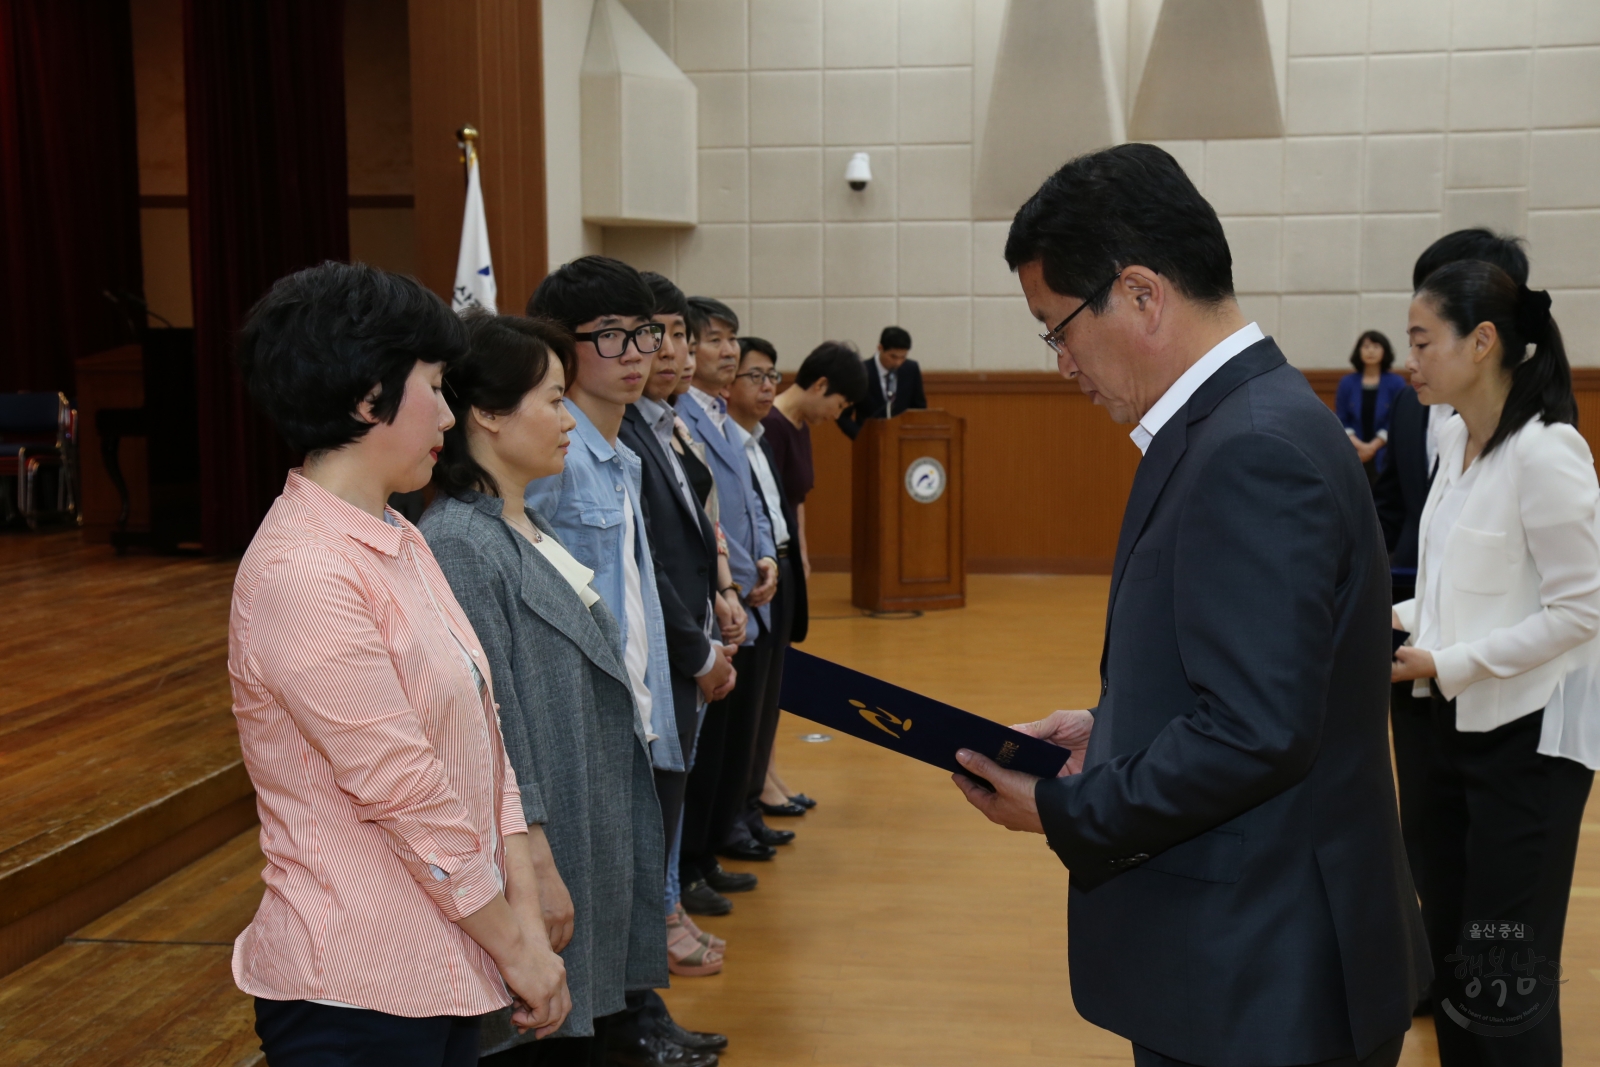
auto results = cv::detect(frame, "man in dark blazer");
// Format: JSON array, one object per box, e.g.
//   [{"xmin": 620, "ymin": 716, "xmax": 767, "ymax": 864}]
[
  {"xmin": 954, "ymin": 144, "xmax": 1427, "ymax": 1067},
  {"xmin": 619, "ymin": 274, "xmax": 736, "ymax": 849},
  {"xmin": 836, "ymin": 326, "xmax": 926, "ymax": 439}
]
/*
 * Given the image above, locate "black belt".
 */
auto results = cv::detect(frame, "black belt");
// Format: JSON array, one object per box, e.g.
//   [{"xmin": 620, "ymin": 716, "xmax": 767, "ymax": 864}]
[{"xmin": 775, "ymin": 544, "xmax": 792, "ymax": 559}]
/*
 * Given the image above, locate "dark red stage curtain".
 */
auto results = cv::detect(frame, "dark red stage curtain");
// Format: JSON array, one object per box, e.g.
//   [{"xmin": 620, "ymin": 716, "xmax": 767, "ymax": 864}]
[
  {"xmin": 184, "ymin": 0, "xmax": 349, "ymax": 553},
  {"xmin": 0, "ymin": 0, "xmax": 143, "ymax": 395}
]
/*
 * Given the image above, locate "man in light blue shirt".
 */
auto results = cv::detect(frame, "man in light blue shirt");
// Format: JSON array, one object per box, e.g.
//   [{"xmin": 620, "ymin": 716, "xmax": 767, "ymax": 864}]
[
  {"xmin": 526, "ymin": 256, "xmax": 739, "ymax": 1062},
  {"xmin": 524, "ymin": 258, "xmax": 684, "ymax": 777},
  {"xmin": 675, "ymin": 296, "xmax": 784, "ymax": 898}
]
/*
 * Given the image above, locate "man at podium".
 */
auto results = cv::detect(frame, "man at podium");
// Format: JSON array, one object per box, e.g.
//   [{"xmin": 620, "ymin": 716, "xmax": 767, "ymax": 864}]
[{"xmin": 836, "ymin": 326, "xmax": 926, "ymax": 439}]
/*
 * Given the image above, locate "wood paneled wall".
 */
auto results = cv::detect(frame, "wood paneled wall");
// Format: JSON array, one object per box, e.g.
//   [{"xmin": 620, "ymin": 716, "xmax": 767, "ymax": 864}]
[
  {"xmin": 408, "ymin": 0, "xmax": 547, "ymax": 308},
  {"xmin": 805, "ymin": 368, "xmax": 1600, "ymax": 574}
]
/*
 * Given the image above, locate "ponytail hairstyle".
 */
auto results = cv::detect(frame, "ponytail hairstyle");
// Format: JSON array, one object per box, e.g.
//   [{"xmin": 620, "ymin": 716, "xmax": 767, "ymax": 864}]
[
  {"xmin": 1414, "ymin": 260, "xmax": 1574, "ymax": 458},
  {"xmin": 433, "ymin": 312, "xmax": 576, "ymax": 500}
]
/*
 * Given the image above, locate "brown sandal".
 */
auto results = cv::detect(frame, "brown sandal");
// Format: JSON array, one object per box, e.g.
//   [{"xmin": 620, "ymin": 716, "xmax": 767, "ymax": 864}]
[
  {"xmin": 677, "ymin": 903, "xmax": 725, "ymax": 952},
  {"xmin": 667, "ymin": 908, "xmax": 723, "ymax": 976}
]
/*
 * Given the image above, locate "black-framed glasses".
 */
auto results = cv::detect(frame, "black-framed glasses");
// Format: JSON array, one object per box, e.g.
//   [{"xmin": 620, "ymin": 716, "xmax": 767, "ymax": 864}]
[
  {"xmin": 734, "ymin": 369, "xmax": 782, "ymax": 385},
  {"xmin": 571, "ymin": 322, "xmax": 666, "ymax": 358},
  {"xmin": 1040, "ymin": 272, "xmax": 1121, "ymax": 354}
]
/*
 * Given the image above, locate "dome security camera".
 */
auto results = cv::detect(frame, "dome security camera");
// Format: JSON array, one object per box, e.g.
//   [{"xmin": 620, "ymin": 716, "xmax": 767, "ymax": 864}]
[{"xmin": 845, "ymin": 152, "xmax": 872, "ymax": 191}]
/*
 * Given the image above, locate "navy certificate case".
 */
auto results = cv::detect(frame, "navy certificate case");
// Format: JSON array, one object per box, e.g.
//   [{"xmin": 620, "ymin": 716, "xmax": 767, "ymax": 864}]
[{"xmin": 779, "ymin": 648, "xmax": 1071, "ymax": 786}]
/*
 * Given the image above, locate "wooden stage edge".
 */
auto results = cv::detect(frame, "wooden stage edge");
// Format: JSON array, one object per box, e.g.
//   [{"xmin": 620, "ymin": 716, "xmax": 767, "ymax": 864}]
[
  {"xmin": 0, "ymin": 788, "xmax": 257, "ymax": 978},
  {"xmin": 0, "ymin": 533, "xmax": 248, "ymax": 978}
]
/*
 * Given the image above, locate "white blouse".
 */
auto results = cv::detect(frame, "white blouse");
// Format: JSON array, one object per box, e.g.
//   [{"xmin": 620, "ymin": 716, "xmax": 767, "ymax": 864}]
[
  {"xmin": 507, "ymin": 517, "xmax": 601, "ymax": 608},
  {"xmin": 1395, "ymin": 414, "xmax": 1600, "ymax": 763}
]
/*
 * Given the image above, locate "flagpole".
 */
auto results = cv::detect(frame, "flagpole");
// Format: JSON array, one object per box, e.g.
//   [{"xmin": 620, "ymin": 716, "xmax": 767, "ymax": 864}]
[
  {"xmin": 455, "ymin": 125, "xmax": 479, "ymax": 188},
  {"xmin": 452, "ymin": 125, "xmax": 497, "ymax": 314}
]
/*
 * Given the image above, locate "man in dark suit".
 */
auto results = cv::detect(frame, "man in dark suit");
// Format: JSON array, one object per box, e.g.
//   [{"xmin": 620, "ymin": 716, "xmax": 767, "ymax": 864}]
[
  {"xmin": 954, "ymin": 144, "xmax": 1427, "ymax": 1067},
  {"xmin": 836, "ymin": 326, "xmax": 926, "ymax": 438},
  {"xmin": 619, "ymin": 273, "xmax": 737, "ymax": 859}
]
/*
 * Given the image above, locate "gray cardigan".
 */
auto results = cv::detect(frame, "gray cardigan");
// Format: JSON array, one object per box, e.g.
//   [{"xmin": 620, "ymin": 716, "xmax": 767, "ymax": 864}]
[{"xmin": 419, "ymin": 491, "xmax": 666, "ymax": 1046}]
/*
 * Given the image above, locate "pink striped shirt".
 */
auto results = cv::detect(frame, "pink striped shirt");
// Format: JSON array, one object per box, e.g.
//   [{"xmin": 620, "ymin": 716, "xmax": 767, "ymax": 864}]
[{"xmin": 229, "ymin": 471, "xmax": 526, "ymax": 1017}]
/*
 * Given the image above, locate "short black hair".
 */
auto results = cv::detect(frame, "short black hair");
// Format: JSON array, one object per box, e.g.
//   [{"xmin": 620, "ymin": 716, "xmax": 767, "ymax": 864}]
[
  {"xmin": 1348, "ymin": 330, "xmax": 1395, "ymax": 373},
  {"xmin": 238, "ymin": 261, "xmax": 465, "ymax": 455},
  {"xmin": 1412, "ymin": 229, "xmax": 1530, "ymax": 290},
  {"xmin": 434, "ymin": 313, "xmax": 575, "ymax": 499},
  {"xmin": 527, "ymin": 255, "xmax": 653, "ymax": 332},
  {"xmin": 640, "ymin": 271, "xmax": 689, "ymax": 322},
  {"xmin": 798, "ymin": 341, "xmax": 869, "ymax": 402},
  {"xmin": 1005, "ymin": 142, "xmax": 1233, "ymax": 311},
  {"xmin": 879, "ymin": 326, "xmax": 911, "ymax": 350},
  {"xmin": 738, "ymin": 336, "xmax": 777, "ymax": 366},
  {"xmin": 687, "ymin": 295, "xmax": 739, "ymax": 335}
]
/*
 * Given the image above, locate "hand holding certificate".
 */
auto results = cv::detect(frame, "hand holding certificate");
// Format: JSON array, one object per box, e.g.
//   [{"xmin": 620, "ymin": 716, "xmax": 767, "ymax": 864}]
[{"xmin": 778, "ymin": 649, "xmax": 1073, "ymax": 790}]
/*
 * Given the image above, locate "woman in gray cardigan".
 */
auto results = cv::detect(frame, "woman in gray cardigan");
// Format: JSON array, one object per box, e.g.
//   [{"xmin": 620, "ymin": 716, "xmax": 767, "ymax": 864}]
[{"xmin": 419, "ymin": 314, "xmax": 668, "ymax": 1063}]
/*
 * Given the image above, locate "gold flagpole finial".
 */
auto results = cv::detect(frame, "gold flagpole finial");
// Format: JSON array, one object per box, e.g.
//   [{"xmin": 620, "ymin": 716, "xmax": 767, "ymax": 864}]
[{"xmin": 456, "ymin": 125, "xmax": 479, "ymax": 167}]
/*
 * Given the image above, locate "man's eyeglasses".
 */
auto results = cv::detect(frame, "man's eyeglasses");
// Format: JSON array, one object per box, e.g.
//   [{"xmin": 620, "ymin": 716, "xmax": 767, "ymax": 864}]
[
  {"xmin": 734, "ymin": 369, "xmax": 783, "ymax": 385},
  {"xmin": 571, "ymin": 322, "xmax": 666, "ymax": 358},
  {"xmin": 1040, "ymin": 272, "xmax": 1121, "ymax": 355}
]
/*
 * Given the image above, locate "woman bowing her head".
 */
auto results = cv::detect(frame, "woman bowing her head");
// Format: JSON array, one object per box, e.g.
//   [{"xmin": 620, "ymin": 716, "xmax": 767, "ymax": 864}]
[{"xmin": 231, "ymin": 263, "xmax": 570, "ymax": 1067}]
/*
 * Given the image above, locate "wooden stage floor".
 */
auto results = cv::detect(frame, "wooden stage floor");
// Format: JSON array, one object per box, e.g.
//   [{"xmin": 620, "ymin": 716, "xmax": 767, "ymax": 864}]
[{"xmin": 5, "ymin": 537, "xmax": 1600, "ymax": 1064}]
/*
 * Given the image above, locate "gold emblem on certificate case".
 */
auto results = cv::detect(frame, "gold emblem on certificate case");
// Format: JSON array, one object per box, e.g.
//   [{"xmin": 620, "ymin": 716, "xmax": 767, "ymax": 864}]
[{"xmin": 850, "ymin": 699, "xmax": 913, "ymax": 739}]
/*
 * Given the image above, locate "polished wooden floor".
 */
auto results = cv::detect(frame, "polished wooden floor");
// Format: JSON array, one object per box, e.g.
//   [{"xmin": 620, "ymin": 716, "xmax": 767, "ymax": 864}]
[
  {"xmin": 0, "ymin": 530, "xmax": 251, "ymax": 978},
  {"xmin": 667, "ymin": 575, "xmax": 1486, "ymax": 1067},
  {"xmin": 6, "ymin": 545, "xmax": 1600, "ymax": 1063}
]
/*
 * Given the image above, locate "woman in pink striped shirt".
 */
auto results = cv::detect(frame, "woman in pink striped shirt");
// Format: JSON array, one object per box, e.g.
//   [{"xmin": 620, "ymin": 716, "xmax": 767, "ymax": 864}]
[{"xmin": 229, "ymin": 263, "xmax": 569, "ymax": 1066}]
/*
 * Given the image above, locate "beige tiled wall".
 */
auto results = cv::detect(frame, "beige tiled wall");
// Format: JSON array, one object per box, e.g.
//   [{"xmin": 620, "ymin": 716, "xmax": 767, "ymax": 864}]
[
  {"xmin": 602, "ymin": 0, "xmax": 1047, "ymax": 371},
  {"xmin": 588, "ymin": 0, "xmax": 1600, "ymax": 370},
  {"xmin": 1188, "ymin": 0, "xmax": 1600, "ymax": 367}
]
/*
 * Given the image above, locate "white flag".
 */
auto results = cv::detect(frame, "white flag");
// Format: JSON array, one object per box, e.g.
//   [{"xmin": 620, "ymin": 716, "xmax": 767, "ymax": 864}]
[{"xmin": 452, "ymin": 149, "xmax": 497, "ymax": 314}]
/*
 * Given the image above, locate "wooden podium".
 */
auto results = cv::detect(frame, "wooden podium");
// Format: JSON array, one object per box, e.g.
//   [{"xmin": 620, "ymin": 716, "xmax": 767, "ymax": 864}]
[{"xmin": 851, "ymin": 409, "xmax": 966, "ymax": 612}]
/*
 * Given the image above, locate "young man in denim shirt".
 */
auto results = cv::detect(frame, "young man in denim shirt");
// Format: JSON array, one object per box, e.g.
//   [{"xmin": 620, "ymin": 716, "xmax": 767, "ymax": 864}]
[{"xmin": 525, "ymin": 256, "xmax": 732, "ymax": 1067}]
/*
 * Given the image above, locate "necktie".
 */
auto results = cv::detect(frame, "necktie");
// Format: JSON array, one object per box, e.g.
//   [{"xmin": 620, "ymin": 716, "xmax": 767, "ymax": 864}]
[{"xmin": 885, "ymin": 370, "xmax": 897, "ymax": 410}]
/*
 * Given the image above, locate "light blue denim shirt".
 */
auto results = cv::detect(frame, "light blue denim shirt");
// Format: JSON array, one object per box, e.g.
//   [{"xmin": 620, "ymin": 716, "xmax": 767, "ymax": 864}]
[{"xmin": 525, "ymin": 400, "xmax": 684, "ymax": 772}]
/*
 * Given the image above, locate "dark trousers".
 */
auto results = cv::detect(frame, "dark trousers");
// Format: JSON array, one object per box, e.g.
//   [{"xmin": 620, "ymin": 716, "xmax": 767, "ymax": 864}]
[
  {"xmin": 610, "ymin": 989, "xmax": 673, "ymax": 1039},
  {"xmin": 1391, "ymin": 679, "xmax": 1433, "ymax": 897},
  {"xmin": 1419, "ymin": 698, "xmax": 1592, "ymax": 1066},
  {"xmin": 254, "ymin": 998, "xmax": 479, "ymax": 1067},
  {"xmin": 480, "ymin": 1013, "xmax": 612, "ymax": 1066},
  {"xmin": 743, "ymin": 556, "xmax": 796, "ymax": 821},
  {"xmin": 654, "ymin": 766, "xmax": 687, "ymax": 868},
  {"xmin": 653, "ymin": 672, "xmax": 701, "ymax": 863},
  {"xmin": 679, "ymin": 631, "xmax": 773, "ymax": 883},
  {"xmin": 1133, "ymin": 1032, "xmax": 1403, "ymax": 1067}
]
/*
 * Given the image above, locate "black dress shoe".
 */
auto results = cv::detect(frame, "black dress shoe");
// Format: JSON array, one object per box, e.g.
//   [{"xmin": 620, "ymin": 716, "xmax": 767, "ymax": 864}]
[
  {"xmin": 704, "ymin": 859, "xmax": 758, "ymax": 893},
  {"xmin": 752, "ymin": 822, "xmax": 795, "ymax": 846},
  {"xmin": 718, "ymin": 839, "xmax": 776, "ymax": 861},
  {"xmin": 654, "ymin": 1015, "xmax": 729, "ymax": 1053},
  {"xmin": 789, "ymin": 793, "xmax": 817, "ymax": 809},
  {"xmin": 760, "ymin": 799, "xmax": 806, "ymax": 817},
  {"xmin": 608, "ymin": 1030, "xmax": 718, "ymax": 1067},
  {"xmin": 679, "ymin": 878, "xmax": 732, "ymax": 916}
]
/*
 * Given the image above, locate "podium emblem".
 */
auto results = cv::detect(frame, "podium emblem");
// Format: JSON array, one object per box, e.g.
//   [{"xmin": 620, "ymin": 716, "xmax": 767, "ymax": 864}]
[{"xmin": 905, "ymin": 457, "xmax": 947, "ymax": 503}]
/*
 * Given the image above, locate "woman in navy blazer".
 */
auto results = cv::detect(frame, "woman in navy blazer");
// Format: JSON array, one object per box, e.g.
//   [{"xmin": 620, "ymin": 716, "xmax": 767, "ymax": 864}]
[{"xmin": 1336, "ymin": 330, "xmax": 1407, "ymax": 479}]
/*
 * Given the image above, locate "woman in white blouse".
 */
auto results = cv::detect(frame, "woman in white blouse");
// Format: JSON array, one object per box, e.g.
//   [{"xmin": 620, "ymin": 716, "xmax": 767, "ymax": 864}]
[{"xmin": 1392, "ymin": 260, "xmax": 1600, "ymax": 1065}]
